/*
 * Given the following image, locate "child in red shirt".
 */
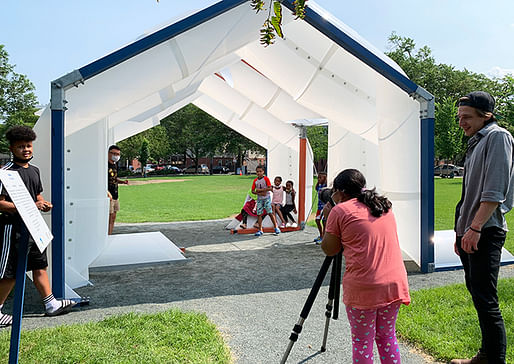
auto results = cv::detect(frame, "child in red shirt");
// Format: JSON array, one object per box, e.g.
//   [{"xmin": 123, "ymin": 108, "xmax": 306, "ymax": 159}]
[{"xmin": 251, "ymin": 166, "xmax": 280, "ymax": 236}]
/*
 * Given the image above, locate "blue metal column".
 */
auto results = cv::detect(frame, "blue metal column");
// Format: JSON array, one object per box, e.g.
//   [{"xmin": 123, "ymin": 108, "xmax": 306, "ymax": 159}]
[
  {"xmin": 51, "ymin": 108, "xmax": 65, "ymax": 298},
  {"xmin": 420, "ymin": 116, "xmax": 435, "ymax": 273},
  {"xmin": 51, "ymin": 88, "xmax": 66, "ymax": 298},
  {"xmin": 8, "ymin": 227, "xmax": 29, "ymax": 364},
  {"xmin": 49, "ymin": 71, "xmax": 84, "ymax": 299}
]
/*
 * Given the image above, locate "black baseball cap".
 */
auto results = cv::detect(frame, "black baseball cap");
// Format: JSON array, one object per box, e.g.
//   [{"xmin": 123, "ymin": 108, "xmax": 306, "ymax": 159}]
[{"xmin": 458, "ymin": 91, "xmax": 495, "ymax": 113}]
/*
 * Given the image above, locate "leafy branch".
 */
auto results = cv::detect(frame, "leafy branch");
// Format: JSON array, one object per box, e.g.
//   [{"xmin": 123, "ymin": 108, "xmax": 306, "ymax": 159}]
[{"xmin": 252, "ymin": 0, "xmax": 308, "ymax": 46}]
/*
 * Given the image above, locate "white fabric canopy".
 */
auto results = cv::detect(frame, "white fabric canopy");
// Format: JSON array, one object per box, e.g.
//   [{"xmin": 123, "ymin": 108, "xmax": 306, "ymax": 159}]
[{"xmin": 33, "ymin": 0, "xmax": 432, "ymax": 289}]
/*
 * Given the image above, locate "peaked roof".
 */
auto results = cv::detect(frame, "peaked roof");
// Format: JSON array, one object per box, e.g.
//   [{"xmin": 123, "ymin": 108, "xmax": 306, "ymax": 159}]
[{"xmin": 54, "ymin": 0, "xmax": 421, "ymax": 145}]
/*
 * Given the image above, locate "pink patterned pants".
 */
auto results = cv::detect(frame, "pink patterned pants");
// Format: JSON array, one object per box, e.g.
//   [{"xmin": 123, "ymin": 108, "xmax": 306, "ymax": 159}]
[{"xmin": 345, "ymin": 302, "xmax": 402, "ymax": 364}]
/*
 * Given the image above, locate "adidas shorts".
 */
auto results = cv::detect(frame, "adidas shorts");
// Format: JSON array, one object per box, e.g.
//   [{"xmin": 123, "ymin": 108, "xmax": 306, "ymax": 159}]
[{"xmin": 0, "ymin": 223, "xmax": 48, "ymax": 279}]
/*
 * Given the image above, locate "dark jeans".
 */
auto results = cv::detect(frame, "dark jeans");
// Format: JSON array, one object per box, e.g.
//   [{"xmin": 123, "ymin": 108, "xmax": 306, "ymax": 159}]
[
  {"xmin": 241, "ymin": 211, "xmax": 249, "ymax": 225},
  {"xmin": 456, "ymin": 227, "xmax": 507, "ymax": 364},
  {"xmin": 280, "ymin": 205, "xmax": 295, "ymax": 223}
]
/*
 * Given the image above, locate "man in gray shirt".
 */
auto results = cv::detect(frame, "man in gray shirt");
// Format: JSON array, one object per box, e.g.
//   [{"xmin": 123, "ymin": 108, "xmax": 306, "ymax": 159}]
[{"xmin": 452, "ymin": 91, "xmax": 514, "ymax": 364}]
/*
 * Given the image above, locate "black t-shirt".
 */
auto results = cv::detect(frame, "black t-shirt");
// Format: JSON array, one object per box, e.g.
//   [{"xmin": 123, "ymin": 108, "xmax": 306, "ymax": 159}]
[
  {"xmin": 108, "ymin": 162, "xmax": 118, "ymax": 200},
  {"xmin": 0, "ymin": 162, "xmax": 43, "ymax": 226},
  {"xmin": 0, "ymin": 163, "xmax": 43, "ymax": 202}
]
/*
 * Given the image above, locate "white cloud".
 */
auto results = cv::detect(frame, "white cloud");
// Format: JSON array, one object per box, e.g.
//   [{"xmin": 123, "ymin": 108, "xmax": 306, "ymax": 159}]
[{"xmin": 487, "ymin": 66, "xmax": 514, "ymax": 78}]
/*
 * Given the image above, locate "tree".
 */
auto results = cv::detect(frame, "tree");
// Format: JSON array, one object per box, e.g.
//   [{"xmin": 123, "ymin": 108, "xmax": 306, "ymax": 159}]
[
  {"xmin": 162, "ymin": 104, "xmax": 265, "ymax": 172},
  {"xmin": 386, "ymin": 32, "xmax": 497, "ymax": 103},
  {"xmin": 306, "ymin": 125, "xmax": 327, "ymax": 171},
  {"xmin": 490, "ymin": 75, "xmax": 514, "ymax": 135},
  {"xmin": 117, "ymin": 133, "xmax": 144, "ymax": 163},
  {"xmin": 118, "ymin": 103, "xmax": 265, "ymax": 173},
  {"xmin": 386, "ymin": 33, "xmax": 513, "ymax": 162},
  {"xmin": 117, "ymin": 124, "xmax": 171, "ymax": 168},
  {"xmin": 139, "ymin": 138, "xmax": 150, "ymax": 177},
  {"xmin": 223, "ymin": 128, "xmax": 265, "ymax": 172},
  {"xmin": 161, "ymin": 104, "xmax": 227, "ymax": 171},
  {"xmin": 434, "ymin": 97, "xmax": 463, "ymax": 162},
  {"xmin": 144, "ymin": 125, "xmax": 171, "ymax": 162},
  {"xmin": 0, "ymin": 44, "xmax": 39, "ymax": 153}
]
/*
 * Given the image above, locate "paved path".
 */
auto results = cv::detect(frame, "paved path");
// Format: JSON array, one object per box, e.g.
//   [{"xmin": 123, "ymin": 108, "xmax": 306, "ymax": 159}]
[{"xmin": 8, "ymin": 220, "xmax": 514, "ymax": 363}]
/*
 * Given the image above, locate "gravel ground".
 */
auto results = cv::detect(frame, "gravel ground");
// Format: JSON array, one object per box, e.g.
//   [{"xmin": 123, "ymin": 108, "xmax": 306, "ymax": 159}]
[{"xmin": 5, "ymin": 220, "xmax": 514, "ymax": 363}]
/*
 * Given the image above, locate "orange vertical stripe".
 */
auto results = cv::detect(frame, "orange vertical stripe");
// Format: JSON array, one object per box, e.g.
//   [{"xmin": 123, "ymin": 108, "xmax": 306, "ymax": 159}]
[{"xmin": 298, "ymin": 136, "xmax": 307, "ymax": 224}]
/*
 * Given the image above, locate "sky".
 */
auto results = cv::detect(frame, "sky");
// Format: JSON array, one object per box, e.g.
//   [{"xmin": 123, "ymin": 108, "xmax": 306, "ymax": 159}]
[{"xmin": 1, "ymin": 0, "xmax": 513, "ymax": 104}]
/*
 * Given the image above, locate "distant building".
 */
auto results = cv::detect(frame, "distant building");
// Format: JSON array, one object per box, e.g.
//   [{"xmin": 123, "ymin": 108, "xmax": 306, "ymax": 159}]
[{"xmin": 127, "ymin": 150, "xmax": 266, "ymax": 174}]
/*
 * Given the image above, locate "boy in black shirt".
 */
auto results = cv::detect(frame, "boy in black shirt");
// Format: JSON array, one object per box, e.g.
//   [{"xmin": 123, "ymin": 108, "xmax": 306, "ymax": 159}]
[
  {"xmin": 107, "ymin": 145, "xmax": 128, "ymax": 235},
  {"xmin": 0, "ymin": 126, "xmax": 76, "ymax": 327}
]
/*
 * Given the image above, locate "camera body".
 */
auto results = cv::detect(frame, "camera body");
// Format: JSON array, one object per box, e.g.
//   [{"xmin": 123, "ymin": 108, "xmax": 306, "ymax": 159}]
[{"xmin": 319, "ymin": 187, "xmax": 335, "ymax": 207}]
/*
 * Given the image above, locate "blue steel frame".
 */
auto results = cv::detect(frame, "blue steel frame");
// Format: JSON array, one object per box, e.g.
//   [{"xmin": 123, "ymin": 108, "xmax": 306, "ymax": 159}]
[
  {"xmin": 8, "ymin": 227, "xmax": 29, "ymax": 364},
  {"xmin": 420, "ymin": 117, "xmax": 435, "ymax": 272},
  {"xmin": 50, "ymin": 0, "xmax": 435, "ymax": 298},
  {"xmin": 51, "ymin": 109, "xmax": 66, "ymax": 298}
]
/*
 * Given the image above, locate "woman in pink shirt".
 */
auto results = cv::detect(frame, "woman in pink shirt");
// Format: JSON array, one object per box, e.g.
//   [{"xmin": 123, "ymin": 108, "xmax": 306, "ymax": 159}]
[{"xmin": 321, "ymin": 169, "xmax": 410, "ymax": 364}]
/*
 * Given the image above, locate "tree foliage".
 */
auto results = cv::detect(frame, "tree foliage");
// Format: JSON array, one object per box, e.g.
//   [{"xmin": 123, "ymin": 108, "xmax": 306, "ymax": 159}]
[
  {"xmin": 118, "ymin": 104, "xmax": 264, "ymax": 171},
  {"xmin": 222, "ymin": 127, "xmax": 265, "ymax": 171},
  {"xmin": 434, "ymin": 97, "xmax": 463, "ymax": 161},
  {"xmin": 306, "ymin": 125, "xmax": 327, "ymax": 168},
  {"xmin": 386, "ymin": 32, "xmax": 497, "ymax": 103},
  {"xmin": 386, "ymin": 33, "xmax": 514, "ymax": 161},
  {"xmin": 139, "ymin": 138, "xmax": 150, "ymax": 177},
  {"xmin": 161, "ymin": 104, "xmax": 265, "ymax": 169},
  {"xmin": 160, "ymin": 104, "xmax": 225, "ymax": 169},
  {"xmin": 144, "ymin": 125, "xmax": 171, "ymax": 161},
  {"xmin": 251, "ymin": 0, "xmax": 308, "ymax": 46},
  {"xmin": 0, "ymin": 45, "xmax": 39, "ymax": 153},
  {"xmin": 117, "ymin": 133, "xmax": 144, "ymax": 162},
  {"xmin": 489, "ymin": 75, "xmax": 514, "ymax": 134}
]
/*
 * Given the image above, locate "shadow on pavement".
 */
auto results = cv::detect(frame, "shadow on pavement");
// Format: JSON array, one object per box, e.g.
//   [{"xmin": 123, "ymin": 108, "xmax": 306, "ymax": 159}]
[{"xmin": 11, "ymin": 220, "xmax": 334, "ymax": 314}]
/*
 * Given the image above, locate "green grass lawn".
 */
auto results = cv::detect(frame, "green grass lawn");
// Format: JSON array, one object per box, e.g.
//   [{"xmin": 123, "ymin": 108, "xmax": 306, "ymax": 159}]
[
  {"xmin": 306, "ymin": 177, "xmax": 320, "ymax": 228},
  {"xmin": 117, "ymin": 175, "xmax": 254, "ymax": 222},
  {"xmin": 119, "ymin": 175, "xmax": 320, "ymax": 224},
  {"xmin": 118, "ymin": 175, "xmax": 514, "ymax": 253},
  {"xmin": 434, "ymin": 178, "xmax": 462, "ymax": 230},
  {"xmin": 0, "ymin": 310, "xmax": 231, "ymax": 364},
  {"xmin": 435, "ymin": 178, "xmax": 514, "ymax": 253},
  {"xmin": 397, "ymin": 277, "xmax": 514, "ymax": 363}
]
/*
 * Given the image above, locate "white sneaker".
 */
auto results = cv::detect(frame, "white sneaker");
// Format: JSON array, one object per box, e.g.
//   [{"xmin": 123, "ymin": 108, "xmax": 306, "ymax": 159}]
[
  {"xmin": 291, "ymin": 223, "xmax": 298, "ymax": 228},
  {"xmin": 285, "ymin": 222, "xmax": 292, "ymax": 228}
]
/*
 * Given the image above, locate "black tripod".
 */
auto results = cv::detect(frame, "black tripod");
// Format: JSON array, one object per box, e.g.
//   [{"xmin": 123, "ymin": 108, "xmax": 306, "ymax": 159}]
[{"xmin": 280, "ymin": 251, "xmax": 343, "ymax": 364}]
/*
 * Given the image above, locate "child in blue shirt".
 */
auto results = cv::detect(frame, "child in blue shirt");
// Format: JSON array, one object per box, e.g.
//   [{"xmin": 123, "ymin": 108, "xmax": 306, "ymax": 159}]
[{"xmin": 314, "ymin": 172, "xmax": 327, "ymax": 243}]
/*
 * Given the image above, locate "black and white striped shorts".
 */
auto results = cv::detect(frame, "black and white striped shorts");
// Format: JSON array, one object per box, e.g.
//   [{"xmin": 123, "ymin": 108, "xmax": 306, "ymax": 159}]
[{"xmin": 0, "ymin": 223, "xmax": 48, "ymax": 279}]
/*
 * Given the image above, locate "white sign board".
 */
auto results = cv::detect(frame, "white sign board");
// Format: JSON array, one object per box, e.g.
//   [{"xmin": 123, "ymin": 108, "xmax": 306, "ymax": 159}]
[{"xmin": 0, "ymin": 169, "xmax": 53, "ymax": 253}]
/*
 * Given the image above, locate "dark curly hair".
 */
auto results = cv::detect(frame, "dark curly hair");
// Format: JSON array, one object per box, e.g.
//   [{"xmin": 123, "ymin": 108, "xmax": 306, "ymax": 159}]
[
  {"xmin": 5, "ymin": 125, "xmax": 37, "ymax": 145},
  {"xmin": 332, "ymin": 169, "xmax": 392, "ymax": 217}
]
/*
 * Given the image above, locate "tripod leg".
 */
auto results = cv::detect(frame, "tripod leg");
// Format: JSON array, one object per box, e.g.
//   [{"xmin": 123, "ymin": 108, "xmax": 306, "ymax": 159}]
[
  {"xmin": 280, "ymin": 255, "xmax": 333, "ymax": 364},
  {"xmin": 280, "ymin": 317, "xmax": 305, "ymax": 364},
  {"xmin": 320, "ymin": 251, "xmax": 343, "ymax": 351},
  {"xmin": 332, "ymin": 251, "xmax": 343, "ymax": 320},
  {"xmin": 320, "ymin": 252, "xmax": 339, "ymax": 352}
]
